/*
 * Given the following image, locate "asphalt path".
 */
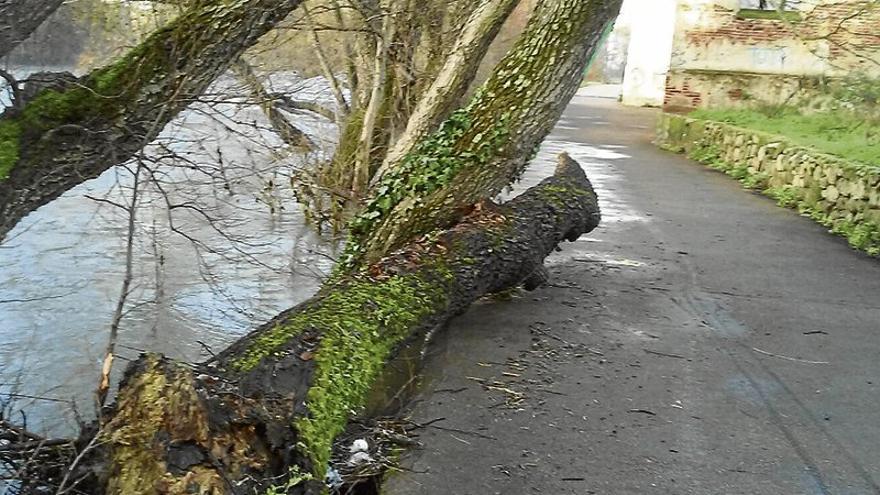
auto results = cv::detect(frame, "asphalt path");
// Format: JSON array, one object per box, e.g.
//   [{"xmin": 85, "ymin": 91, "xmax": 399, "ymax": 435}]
[{"xmin": 383, "ymin": 94, "xmax": 880, "ymax": 495}]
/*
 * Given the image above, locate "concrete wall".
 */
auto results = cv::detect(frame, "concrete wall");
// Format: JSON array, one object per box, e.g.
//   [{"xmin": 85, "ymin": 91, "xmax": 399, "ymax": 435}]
[
  {"xmin": 664, "ymin": 0, "xmax": 880, "ymax": 112},
  {"xmin": 620, "ymin": 0, "xmax": 678, "ymax": 107},
  {"xmin": 657, "ymin": 113, "xmax": 880, "ymax": 255}
]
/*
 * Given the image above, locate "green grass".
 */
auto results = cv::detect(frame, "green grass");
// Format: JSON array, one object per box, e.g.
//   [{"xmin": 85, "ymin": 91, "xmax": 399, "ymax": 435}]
[
  {"xmin": 735, "ymin": 8, "xmax": 803, "ymax": 21},
  {"xmin": 690, "ymin": 108, "xmax": 880, "ymax": 169}
]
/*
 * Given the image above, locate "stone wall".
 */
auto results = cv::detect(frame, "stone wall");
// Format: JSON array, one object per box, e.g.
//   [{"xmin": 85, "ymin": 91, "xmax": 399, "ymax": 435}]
[{"xmin": 657, "ymin": 113, "xmax": 880, "ymax": 256}]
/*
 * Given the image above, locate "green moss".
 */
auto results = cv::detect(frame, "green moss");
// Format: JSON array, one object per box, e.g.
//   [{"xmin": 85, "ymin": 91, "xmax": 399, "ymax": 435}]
[
  {"xmin": 232, "ymin": 321, "xmax": 308, "ymax": 372},
  {"xmin": 265, "ymin": 466, "xmax": 314, "ymax": 494},
  {"xmin": 666, "ymin": 114, "xmax": 688, "ymax": 141},
  {"xmin": 91, "ymin": 35, "xmax": 155, "ymax": 96},
  {"xmin": 0, "ymin": 42, "xmax": 152, "ymax": 180},
  {"xmin": 741, "ymin": 171, "xmax": 769, "ymax": 189},
  {"xmin": 0, "ymin": 121, "xmax": 22, "ymax": 180},
  {"xmin": 0, "ymin": 87, "xmax": 94, "ymax": 181},
  {"xmin": 231, "ymin": 267, "xmax": 453, "ymax": 473},
  {"xmin": 537, "ymin": 184, "xmax": 590, "ymax": 211},
  {"xmin": 765, "ymin": 185, "xmax": 802, "ymax": 208},
  {"xmin": 103, "ymin": 354, "xmax": 231, "ymax": 494},
  {"xmin": 20, "ymin": 88, "xmax": 98, "ymax": 128},
  {"xmin": 685, "ymin": 140, "xmax": 767, "ymax": 190},
  {"xmin": 293, "ymin": 270, "xmax": 451, "ymax": 471},
  {"xmin": 839, "ymin": 220, "xmax": 880, "ymax": 255},
  {"xmin": 658, "ymin": 142, "xmax": 684, "ymax": 153},
  {"xmin": 687, "ymin": 142, "xmax": 723, "ymax": 165},
  {"xmin": 813, "ymin": 213, "xmax": 880, "ymax": 256},
  {"xmin": 335, "ymin": 108, "xmax": 367, "ymax": 165},
  {"xmin": 0, "ymin": 87, "xmax": 102, "ymax": 181}
]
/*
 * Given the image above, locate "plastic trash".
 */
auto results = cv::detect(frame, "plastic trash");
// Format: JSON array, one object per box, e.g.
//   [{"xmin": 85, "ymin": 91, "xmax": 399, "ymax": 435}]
[
  {"xmin": 349, "ymin": 438, "xmax": 369, "ymax": 453},
  {"xmin": 347, "ymin": 451, "xmax": 373, "ymax": 466},
  {"xmin": 325, "ymin": 467, "xmax": 343, "ymax": 489}
]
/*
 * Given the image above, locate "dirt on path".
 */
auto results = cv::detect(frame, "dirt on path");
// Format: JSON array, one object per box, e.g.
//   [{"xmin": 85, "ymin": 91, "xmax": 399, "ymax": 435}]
[{"xmin": 382, "ymin": 96, "xmax": 880, "ymax": 495}]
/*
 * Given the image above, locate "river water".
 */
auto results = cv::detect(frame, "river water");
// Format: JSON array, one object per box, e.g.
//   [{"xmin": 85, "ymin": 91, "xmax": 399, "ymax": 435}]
[{"xmin": 0, "ymin": 70, "xmax": 341, "ymax": 436}]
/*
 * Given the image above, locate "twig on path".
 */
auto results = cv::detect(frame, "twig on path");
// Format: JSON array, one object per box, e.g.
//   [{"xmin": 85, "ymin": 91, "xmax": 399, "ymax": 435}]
[
  {"xmin": 530, "ymin": 324, "xmax": 572, "ymax": 346},
  {"xmin": 449, "ymin": 434, "xmax": 471, "ymax": 445},
  {"xmin": 643, "ymin": 349, "xmax": 686, "ymax": 359},
  {"xmin": 536, "ymin": 388, "xmax": 568, "ymax": 396},
  {"xmin": 403, "ymin": 419, "xmax": 496, "ymax": 440},
  {"xmin": 752, "ymin": 347, "xmax": 829, "ymax": 365},
  {"xmin": 627, "ymin": 408, "xmax": 657, "ymax": 416}
]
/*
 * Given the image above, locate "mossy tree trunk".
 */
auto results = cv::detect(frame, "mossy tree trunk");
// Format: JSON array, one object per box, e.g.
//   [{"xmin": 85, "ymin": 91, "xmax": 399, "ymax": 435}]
[
  {"xmin": 58, "ymin": 153, "xmax": 599, "ymax": 494},
  {"xmin": 376, "ymin": 0, "xmax": 521, "ymax": 177},
  {"xmin": 0, "ymin": 0, "xmax": 64, "ymax": 58},
  {"xmin": 347, "ymin": 0, "xmax": 623, "ymax": 265},
  {"xmin": 0, "ymin": 0, "xmax": 307, "ymax": 241},
  {"xmin": 298, "ymin": 0, "xmax": 507, "ymax": 227}
]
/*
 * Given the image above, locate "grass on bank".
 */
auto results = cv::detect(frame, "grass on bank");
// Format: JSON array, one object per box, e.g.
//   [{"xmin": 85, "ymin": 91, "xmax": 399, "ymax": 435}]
[{"xmin": 690, "ymin": 107, "xmax": 880, "ymax": 169}]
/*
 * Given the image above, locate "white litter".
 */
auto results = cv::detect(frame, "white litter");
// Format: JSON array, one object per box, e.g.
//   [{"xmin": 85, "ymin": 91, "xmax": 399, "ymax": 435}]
[{"xmin": 349, "ymin": 438, "xmax": 369, "ymax": 453}]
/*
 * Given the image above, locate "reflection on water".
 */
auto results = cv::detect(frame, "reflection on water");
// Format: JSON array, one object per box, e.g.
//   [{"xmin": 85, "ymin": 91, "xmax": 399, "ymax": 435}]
[{"xmin": 0, "ymin": 72, "xmax": 340, "ymax": 436}]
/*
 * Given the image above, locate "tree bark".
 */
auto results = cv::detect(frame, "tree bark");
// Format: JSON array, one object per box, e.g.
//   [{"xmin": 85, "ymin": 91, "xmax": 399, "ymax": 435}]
[
  {"xmin": 352, "ymin": 12, "xmax": 393, "ymax": 197},
  {"xmin": 0, "ymin": 0, "xmax": 64, "ymax": 58},
  {"xmin": 376, "ymin": 0, "xmax": 521, "ymax": 178},
  {"xmin": 302, "ymin": 4, "xmax": 351, "ymax": 120},
  {"xmin": 347, "ymin": 0, "xmax": 623, "ymax": 265},
  {"xmin": 56, "ymin": 153, "xmax": 600, "ymax": 494},
  {"xmin": 0, "ymin": 0, "xmax": 307, "ymax": 241}
]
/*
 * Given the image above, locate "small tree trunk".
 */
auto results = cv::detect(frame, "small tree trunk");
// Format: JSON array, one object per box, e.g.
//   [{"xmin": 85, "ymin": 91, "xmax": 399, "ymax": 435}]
[
  {"xmin": 303, "ymin": 4, "xmax": 351, "ymax": 120},
  {"xmin": 329, "ymin": 0, "xmax": 361, "ymax": 109},
  {"xmin": 376, "ymin": 0, "xmax": 520, "ymax": 178},
  {"xmin": 352, "ymin": 13, "xmax": 393, "ymax": 196}
]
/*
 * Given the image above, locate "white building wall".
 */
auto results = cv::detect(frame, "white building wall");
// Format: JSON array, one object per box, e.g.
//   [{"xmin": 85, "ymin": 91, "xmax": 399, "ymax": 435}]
[{"xmin": 620, "ymin": 0, "xmax": 679, "ymax": 107}]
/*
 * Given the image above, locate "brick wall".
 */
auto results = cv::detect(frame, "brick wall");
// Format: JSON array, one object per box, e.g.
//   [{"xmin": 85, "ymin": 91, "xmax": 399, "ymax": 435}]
[
  {"xmin": 685, "ymin": 6, "xmax": 794, "ymax": 46},
  {"xmin": 664, "ymin": 0, "xmax": 880, "ymax": 112}
]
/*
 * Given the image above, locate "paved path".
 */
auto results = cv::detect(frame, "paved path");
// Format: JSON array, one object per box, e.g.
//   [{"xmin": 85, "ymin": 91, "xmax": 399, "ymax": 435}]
[{"xmin": 384, "ymin": 96, "xmax": 880, "ymax": 495}]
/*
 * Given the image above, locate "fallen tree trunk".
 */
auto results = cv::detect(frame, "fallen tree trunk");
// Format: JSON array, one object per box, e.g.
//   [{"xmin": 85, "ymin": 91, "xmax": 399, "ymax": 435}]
[
  {"xmin": 231, "ymin": 58, "xmax": 315, "ymax": 150},
  {"xmin": 52, "ymin": 153, "xmax": 599, "ymax": 494},
  {"xmin": 273, "ymin": 95, "xmax": 338, "ymax": 122},
  {"xmin": 0, "ymin": 0, "xmax": 307, "ymax": 241}
]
